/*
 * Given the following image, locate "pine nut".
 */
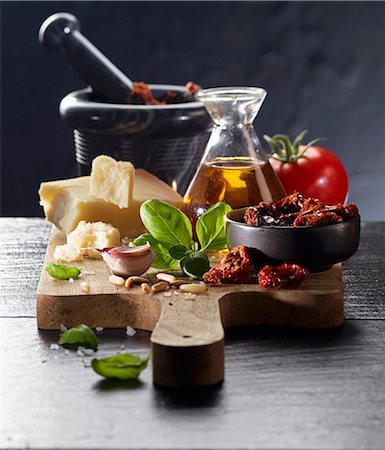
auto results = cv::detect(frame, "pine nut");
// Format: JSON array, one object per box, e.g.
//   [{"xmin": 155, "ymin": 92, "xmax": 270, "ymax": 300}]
[
  {"xmin": 125, "ymin": 276, "xmax": 150, "ymax": 288},
  {"xmin": 170, "ymin": 279, "xmax": 191, "ymax": 288},
  {"xmin": 80, "ymin": 281, "xmax": 91, "ymax": 293},
  {"xmin": 108, "ymin": 275, "xmax": 125, "ymax": 286},
  {"xmin": 141, "ymin": 283, "xmax": 151, "ymax": 294},
  {"xmin": 151, "ymin": 281, "xmax": 168, "ymax": 292},
  {"xmin": 179, "ymin": 284, "xmax": 208, "ymax": 294},
  {"xmin": 156, "ymin": 273, "xmax": 176, "ymax": 283}
]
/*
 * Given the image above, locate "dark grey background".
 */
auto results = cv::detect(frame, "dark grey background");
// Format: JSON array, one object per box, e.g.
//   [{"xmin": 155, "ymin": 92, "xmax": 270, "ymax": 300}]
[{"xmin": 1, "ymin": 1, "xmax": 384, "ymax": 219}]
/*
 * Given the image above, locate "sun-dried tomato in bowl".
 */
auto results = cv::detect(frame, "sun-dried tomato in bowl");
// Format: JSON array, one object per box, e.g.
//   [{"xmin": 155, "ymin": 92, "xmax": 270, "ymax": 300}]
[
  {"xmin": 244, "ymin": 192, "xmax": 359, "ymax": 228},
  {"xmin": 203, "ymin": 245, "xmax": 254, "ymax": 284},
  {"xmin": 258, "ymin": 263, "xmax": 309, "ymax": 289}
]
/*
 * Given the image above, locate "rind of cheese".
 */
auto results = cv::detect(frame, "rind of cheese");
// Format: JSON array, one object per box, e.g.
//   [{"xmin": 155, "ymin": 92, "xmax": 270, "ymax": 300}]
[
  {"xmin": 67, "ymin": 221, "xmax": 121, "ymax": 249},
  {"xmin": 53, "ymin": 244, "xmax": 83, "ymax": 262},
  {"xmin": 90, "ymin": 155, "xmax": 135, "ymax": 209},
  {"xmin": 39, "ymin": 169, "xmax": 184, "ymax": 238}
]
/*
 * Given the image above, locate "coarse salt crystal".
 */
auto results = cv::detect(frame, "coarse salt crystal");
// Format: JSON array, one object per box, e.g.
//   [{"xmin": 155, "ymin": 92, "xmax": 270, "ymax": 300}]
[
  {"xmin": 76, "ymin": 349, "xmax": 84, "ymax": 357},
  {"xmin": 82, "ymin": 358, "xmax": 92, "ymax": 368},
  {"xmin": 83, "ymin": 348, "xmax": 95, "ymax": 356},
  {"xmin": 120, "ymin": 344, "xmax": 125, "ymax": 350},
  {"xmin": 68, "ymin": 278, "xmax": 74, "ymax": 283},
  {"xmin": 163, "ymin": 291, "xmax": 172, "ymax": 297},
  {"xmin": 50, "ymin": 343, "xmax": 59, "ymax": 350},
  {"xmin": 95, "ymin": 327, "xmax": 104, "ymax": 332},
  {"xmin": 126, "ymin": 326, "xmax": 136, "ymax": 336},
  {"xmin": 64, "ymin": 350, "xmax": 70, "ymax": 356},
  {"xmin": 82, "ymin": 270, "xmax": 95, "ymax": 275},
  {"xmin": 60, "ymin": 324, "xmax": 67, "ymax": 332}
]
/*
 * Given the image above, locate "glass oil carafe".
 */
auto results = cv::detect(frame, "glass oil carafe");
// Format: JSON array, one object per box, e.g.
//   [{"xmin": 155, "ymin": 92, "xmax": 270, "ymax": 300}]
[{"xmin": 183, "ymin": 87, "xmax": 286, "ymax": 222}]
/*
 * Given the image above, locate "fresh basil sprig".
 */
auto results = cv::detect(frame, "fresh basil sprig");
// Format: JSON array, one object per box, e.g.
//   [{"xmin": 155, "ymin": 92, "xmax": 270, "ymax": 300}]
[
  {"xmin": 92, "ymin": 353, "xmax": 150, "ymax": 380},
  {"xmin": 133, "ymin": 233, "xmax": 177, "ymax": 270},
  {"xmin": 180, "ymin": 252, "xmax": 210, "ymax": 279},
  {"xmin": 46, "ymin": 263, "xmax": 81, "ymax": 280},
  {"xmin": 134, "ymin": 200, "xmax": 232, "ymax": 279},
  {"xmin": 196, "ymin": 202, "xmax": 233, "ymax": 252},
  {"xmin": 140, "ymin": 199, "xmax": 192, "ymax": 249},
  {"xmin": 59, "ymin": 324, "xmax": 98, "ymax": 351}
]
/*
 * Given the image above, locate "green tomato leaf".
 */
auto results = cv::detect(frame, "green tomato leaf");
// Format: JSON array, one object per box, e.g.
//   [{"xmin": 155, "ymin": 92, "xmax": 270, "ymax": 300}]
[
  {"xmin": 168, "ymin": 245, "xmax": 188, "ymax": 260},
  {"xmin": 140, "ymin": 200, "xmax": 192, "ymax": 250},
  {"xmin": 59, "ymin": 324, "xmax": 98, "ymax": 351},
  {"xmin": 45, "ymin": 263, "xmax": 81, "ymax": 280},
  {"xmin": 92, "ymin": 353, "xmax": 150, "ymax": 380},
  {"xmin": 196, "ymin": 202, "xmax": 233, "ymax": 252},
  {"xmin": 180, "ymin": 252, "xmax": 211, "ymax": 280},
  {"xmin": 133, "ymin": 233, "xmax": 177, "ymax": 270}
]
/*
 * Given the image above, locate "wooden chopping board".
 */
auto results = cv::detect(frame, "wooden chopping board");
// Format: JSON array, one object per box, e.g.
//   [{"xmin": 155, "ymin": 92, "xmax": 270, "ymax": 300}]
[{"xmin": 37, "ymin": 226, "xmax": 344, "ymax": 387}]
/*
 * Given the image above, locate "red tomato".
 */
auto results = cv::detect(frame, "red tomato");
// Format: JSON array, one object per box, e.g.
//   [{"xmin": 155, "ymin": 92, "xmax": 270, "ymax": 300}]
[{"xmin": 265, "ymin": 132, "xmax": 348, "ymax": 205}]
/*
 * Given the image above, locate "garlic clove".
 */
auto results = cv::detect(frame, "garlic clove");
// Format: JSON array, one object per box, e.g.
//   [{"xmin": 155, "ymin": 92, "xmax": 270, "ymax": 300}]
[{"xmin": 101, "ymin": 244, "xmax": 154, "ymax": 277}]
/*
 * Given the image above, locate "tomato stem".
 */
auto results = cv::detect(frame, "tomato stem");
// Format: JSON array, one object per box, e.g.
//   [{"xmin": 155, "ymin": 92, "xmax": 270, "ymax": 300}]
[{"xmin": 264, "ymin": 130, "xmax": 324, "ymax": 163}]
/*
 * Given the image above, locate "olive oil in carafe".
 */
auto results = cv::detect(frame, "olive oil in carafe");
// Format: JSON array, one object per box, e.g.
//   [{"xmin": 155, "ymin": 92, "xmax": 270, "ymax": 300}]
[{"xmin": 184, "ymin": 156, "xmax": 286, "ymax": 222}]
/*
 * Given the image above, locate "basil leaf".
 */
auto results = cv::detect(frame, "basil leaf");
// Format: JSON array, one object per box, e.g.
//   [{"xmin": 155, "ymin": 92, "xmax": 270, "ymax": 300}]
[
  {"xmin": 92, "ymin": 353, "xmax": 150, "ymax": 380},
  {"xmin": 169, "ymin": 245, "xmax": 188, "ymax": 260},
  {"xmin": 133, "ymin": 233, "xmax": 177, "ymax": 270},
  {"xmin": 180, "ymin": 252, "xmax": 210, "ymax": 280},
  {"xmin": 59, "ymin": 324, "xmax": 98, "ymax": 351},
  {"xmin": 140, "ymin": 200, "xmax": 192, "ymax": 250},
  {"xmin": 46, "ymin": 263, "xmax": 81, "ymax": 280},
  {"xmin": 196, "ymin": 202, "xmax": 233, "ymax": 252}
]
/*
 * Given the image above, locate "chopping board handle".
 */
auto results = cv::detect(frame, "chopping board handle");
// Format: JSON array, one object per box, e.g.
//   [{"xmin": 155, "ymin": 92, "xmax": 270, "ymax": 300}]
[{"xmin": 150, "ymin": 296, "xmax": 225, "ymax": 387}]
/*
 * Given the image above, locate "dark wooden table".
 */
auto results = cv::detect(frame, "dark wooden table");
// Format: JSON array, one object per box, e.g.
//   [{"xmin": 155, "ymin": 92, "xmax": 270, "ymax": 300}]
[{"xmin": 1, "ymin": 218, "xmax": 385, "ymax": 450}]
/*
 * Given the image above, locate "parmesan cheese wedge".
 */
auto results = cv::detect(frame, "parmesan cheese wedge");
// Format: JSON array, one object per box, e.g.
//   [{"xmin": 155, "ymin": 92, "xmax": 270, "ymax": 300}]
[
  {"xmin": 39, "ymin": 169, "xmax": 184, "ymax": 238},
  {"xmin": 90, "ymin": 155, "xmax": 135, "ymax": 209}
]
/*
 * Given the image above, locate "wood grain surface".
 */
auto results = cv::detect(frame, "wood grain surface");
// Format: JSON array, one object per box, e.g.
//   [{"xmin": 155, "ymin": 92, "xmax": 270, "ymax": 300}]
[
  {"xmin": 2, "ymin": 219, "xmax": 384, "ymax": 319},
  {"xmin": 1, "ymin": 218, "xmax": 385, "ymax": 449},
  {"xmin": 37, "ymin": 227, "xmax": 344, "ymax": 386}
]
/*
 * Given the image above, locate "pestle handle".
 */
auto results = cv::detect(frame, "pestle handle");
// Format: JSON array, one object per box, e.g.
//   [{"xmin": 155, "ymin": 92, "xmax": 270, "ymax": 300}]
[{"xmin": 38, "ymin": 12, "xmax": 133, "ymax": 103}]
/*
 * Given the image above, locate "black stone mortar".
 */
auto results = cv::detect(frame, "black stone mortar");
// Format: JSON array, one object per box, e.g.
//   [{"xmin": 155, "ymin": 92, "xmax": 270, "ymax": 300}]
[{"xmin": 60, "ymin": 86, "xmax": 211, "ymax": 194}]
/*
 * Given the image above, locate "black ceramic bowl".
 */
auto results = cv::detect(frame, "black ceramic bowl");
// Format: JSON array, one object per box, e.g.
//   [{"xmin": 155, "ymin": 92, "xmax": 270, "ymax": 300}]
[
  {"xmin": 225, "ymin": 208, "xmax": 360, "ymax": 272},
  {"xmin": 60, "ymin": 85, "xmax": 211, "ymax": 194}
]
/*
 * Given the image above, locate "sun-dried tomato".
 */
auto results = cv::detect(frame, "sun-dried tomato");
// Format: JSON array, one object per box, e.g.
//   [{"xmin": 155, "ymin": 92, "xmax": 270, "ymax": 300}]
[
  {"xmin": 203, "ymin": 246, "xmax": 253, "ymax": 284},
  {"xmin": 258, "ymin": 263, "xmax": 309, "ymax": 289},
  {"xmin": 243, "ymin": 192, "xmax": 358, "ymax": 228},
  {"xmin": 128, "ymin": 81, "xmax": 199, "ymax": 105},
  {"xmin": 185, "ymin": 81, "xmax": 201, "ymax": 94},
  {"xmin": 272, "ymin": 191, "xmax": 305, "ymax": 214},
  {"xmin": 276, "ymin": 212, "xmax": 299, "ymax": 226},
  {"xmin": 129, "ymin": 81, "xmax": 164, "ymax": 105},
  {"xmin": 293, "ymin": 211, "xmax": 342, "ymax": 226},
  {"xmin": 244, "ymin": 202, "xmax": 277, "ymax": 226}
]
